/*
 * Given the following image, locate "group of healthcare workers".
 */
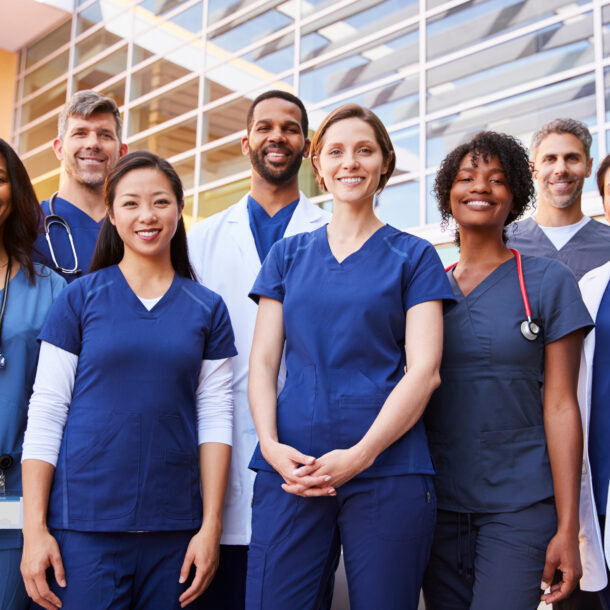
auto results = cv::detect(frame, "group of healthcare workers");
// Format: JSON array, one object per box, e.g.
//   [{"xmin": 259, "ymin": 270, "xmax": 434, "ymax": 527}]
[{"xmin": 1, "ymin": 92, "xmax": 607, "ymax": 610}]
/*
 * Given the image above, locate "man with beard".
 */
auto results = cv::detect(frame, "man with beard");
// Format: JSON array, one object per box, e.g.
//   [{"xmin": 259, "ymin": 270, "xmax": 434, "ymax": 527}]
[
  {"xmin": 188, "ymin": 90, "xmax": 330, "ymax": 609},
  {"xmin": 508, "ymin": 118, "xmax": 610, "ymax": 609},
  {"xmin": 507, "ymin": 118, "xmax": 610, "ymax": 280},
  {"xmin": 33, "ymin": 90, "xmax": 127, "ymax": 283}
]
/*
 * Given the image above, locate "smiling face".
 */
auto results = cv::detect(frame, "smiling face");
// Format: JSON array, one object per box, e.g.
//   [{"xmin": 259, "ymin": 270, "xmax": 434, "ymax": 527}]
[
  {"xmin": 54, "ymin": 112, "xmax": 127, "ymax": 191},
  {"xmin": 532, "ymin": 132, "xmax": 592, "ymax": 211},
  {"xmin": 449, "ymin": 153, "xmax": 516, "ymax": 235},
  {"xmin": 0, "ymin": 153, "xmax": 12, "ymax": 234},
  {"xmin": 312, "ymin": 117, "xmax": 389, "ymax": 208},
  {"xmin": 109, "ymin": 167, "xmax": 182, "ymax": 263},
  {"xmin": 242, "ymin": 97, "xmax": 309, "ymax": 186}
]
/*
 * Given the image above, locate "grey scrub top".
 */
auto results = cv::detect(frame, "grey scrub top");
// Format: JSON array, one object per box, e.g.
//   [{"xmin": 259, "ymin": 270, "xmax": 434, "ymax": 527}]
[
  {"xmin": 425, "ymin": 255, "xmax": 593, "ymax": 513},
  {"xmin": 507, "ymin": 216, "xmax": 610, "ymax": 281}
]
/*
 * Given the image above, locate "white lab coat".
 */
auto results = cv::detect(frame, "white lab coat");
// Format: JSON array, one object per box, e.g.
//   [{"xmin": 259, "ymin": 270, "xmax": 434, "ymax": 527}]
[
  {"xmin": 577, "ymin": 260, "xmax": 610, "ymax": 591},
  {"xmin": 187, "ymin": 192, "xmax": 331, "ymax": 545}
]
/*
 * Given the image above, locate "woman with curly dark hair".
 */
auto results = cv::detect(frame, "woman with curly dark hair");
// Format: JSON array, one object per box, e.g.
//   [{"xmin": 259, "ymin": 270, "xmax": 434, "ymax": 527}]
[
  {"xmin": 0, "ymin": 139, "xmax": 65, "ymax": 609},
  {"xmin": 422, "ymin": 132, "xmax": 592, "ymax": 609}
]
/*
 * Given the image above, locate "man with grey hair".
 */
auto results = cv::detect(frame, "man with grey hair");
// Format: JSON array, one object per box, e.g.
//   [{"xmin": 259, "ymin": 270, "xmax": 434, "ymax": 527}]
[
  {"xmin": 33, "ymin": 90, "xmax": 127, "ymax": 282},
  {"xmin": 507, "ymin": 118, "xmax": 610, "ymax": 280},
  {"xmin": 509, "ymin": 119, "xmax": 610, "ymax": 610}
]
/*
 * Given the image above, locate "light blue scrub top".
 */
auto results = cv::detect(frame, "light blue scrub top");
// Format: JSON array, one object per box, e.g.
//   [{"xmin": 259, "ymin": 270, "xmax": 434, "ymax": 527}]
[
  {"xmin": 247, "ymin": 195, "xmax": 299, "ymax": 263},
  {"xmin": 590, "ymin": 280, "xmax": 610, "ymax": 515},
  {"xmin": 425, "ymin": 255, "xmax": 593, "ymax": 513},
  {"xmin": 32, "ymin": 196, "xmax": 102, "ymax": 283},
  {"xmin": 249, "ymin": 224, "xmax": 454, "ymax": 477},
  {"xmin": 0, "ymin": 264, "xmax": 65, "ymax": 549},
  {"xmin": 39, "ymin": 265, "xmax": 237, "ymax": 532}
]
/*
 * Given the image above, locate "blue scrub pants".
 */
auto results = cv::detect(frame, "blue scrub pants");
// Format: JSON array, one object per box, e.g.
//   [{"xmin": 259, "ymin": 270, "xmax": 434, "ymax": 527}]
[
  {"xmin": 246, "ymin": 471, "xmax": 436, "ymax": 610},
  {"xmin": 0, "ymin": 547, "xmax": 29, "ymax": 610},
  {"xmin": 31, "ymin": 529, "xmax": 197, "ymax": 610},
  {"xmin": 422, "ymin": 499, "xmax": 557, "ymax": 610}
]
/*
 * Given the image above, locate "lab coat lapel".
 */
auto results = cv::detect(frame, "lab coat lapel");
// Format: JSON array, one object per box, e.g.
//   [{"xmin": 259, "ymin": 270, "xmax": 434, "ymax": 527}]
[
  {"xmin": 226, "ymin": 194, "xmax": 261, "ymax": 274},
  {"xmin": 285, "ymin": 192, "xmax": 327, "ymax": 238}
]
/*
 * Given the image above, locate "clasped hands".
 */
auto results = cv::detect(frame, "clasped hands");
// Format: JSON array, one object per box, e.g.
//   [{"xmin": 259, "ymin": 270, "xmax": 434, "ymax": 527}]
[{"xmin": 261, "ymin": 440, "xmax": 373, "ymax": 497}]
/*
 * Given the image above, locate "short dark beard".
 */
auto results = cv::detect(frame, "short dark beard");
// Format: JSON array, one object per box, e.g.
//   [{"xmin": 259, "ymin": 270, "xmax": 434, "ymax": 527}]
[{"xmin": 249, "ymin": 143, "xmax": 304, "ymax": 185}]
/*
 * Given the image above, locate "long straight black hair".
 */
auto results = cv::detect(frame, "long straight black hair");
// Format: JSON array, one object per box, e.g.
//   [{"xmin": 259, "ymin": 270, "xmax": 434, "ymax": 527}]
[
  {"xmin": 0, "ymin": 138, "xmax": 41, "ymax": 283},
  {"xmin": 89, "ymin": 151, "xmax": 195, "ymax": 280}
]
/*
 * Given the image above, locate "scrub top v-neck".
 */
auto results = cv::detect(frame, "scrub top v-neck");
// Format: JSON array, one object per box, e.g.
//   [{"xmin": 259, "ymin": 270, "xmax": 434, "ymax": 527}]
[
  {"xmin": 39, "ymin": 264, "xmax": 237, "ymax": 532},
  {"xmin": 249, "ymin": 223, "xmax": 454, "ymax": 478},
  {"xmin": 425, "ymin": 255, "xmax": 593, "ymax": 513}
]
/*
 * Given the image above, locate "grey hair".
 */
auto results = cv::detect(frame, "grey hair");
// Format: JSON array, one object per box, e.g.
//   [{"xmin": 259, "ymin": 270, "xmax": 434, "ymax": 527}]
[
  {"xmin": 530, "ymin": 118, "xmax": 592, "ymax": 161},
  {"xmin": 57, "ymin": 90, "xmax": 122, "ymax": 142}
]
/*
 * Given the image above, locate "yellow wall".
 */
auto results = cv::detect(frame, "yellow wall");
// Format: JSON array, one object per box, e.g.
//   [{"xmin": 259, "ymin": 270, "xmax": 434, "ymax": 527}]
[{"xmin": 0, "ymin": 49, "xmax": 18, "ymax": 141}]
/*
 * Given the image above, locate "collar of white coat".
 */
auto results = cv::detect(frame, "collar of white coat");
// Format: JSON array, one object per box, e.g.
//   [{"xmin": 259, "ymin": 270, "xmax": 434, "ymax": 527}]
[
  {"xmin": 226, "ymin": 191, "xmax": 327, "ymax": 237},
  {"xmin": 579, "ymin": 260, "xmax": 610, "ymax": 320}
]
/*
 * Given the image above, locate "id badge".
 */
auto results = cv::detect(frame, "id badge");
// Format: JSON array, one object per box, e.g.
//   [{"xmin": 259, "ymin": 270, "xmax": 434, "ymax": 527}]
[{"xmin": 0, "ymin": 495, "xmax": 23, "ymax": 529}]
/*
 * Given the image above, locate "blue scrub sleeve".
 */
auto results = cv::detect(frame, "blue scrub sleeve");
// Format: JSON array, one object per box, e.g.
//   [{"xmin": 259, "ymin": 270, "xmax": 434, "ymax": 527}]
[
  {"xmin": 38, "ymin": 280, "xmax": 84, "ymax": 355},
  {"xmin": 203, "ymin": 295, "xmax": 238, "ymax": 360},
  {"xmin": 402, "ymin": 240, "xmax": 454, "ymax": 311},
  {"xmin": 538, "ymin": 259, "xmax": 594, "ymax": 343},
  {"xmin": 249, "ymin": 239, "xmax": 285, "ymax": 304}
]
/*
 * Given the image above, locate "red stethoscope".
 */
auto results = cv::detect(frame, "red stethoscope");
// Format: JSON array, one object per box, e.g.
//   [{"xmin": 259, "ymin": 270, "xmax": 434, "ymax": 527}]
[{"xmin": 446, "ymin": 248, "xmax": 540, "ymax": 342}]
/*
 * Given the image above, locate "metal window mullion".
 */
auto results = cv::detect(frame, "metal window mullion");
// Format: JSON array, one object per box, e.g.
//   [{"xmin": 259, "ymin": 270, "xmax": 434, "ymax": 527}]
[
  {"xmin": 419, "ymin": 0, "xmax": 427, "ymax": 226},
  {"xmin": 594, "ymin": 0, "xmax": 607, "ymax": 159}
]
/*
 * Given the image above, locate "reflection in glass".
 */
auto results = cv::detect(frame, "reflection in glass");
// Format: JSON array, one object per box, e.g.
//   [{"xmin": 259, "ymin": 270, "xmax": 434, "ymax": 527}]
[
  {"xmin": 134, "ymin": 1, "xmax": 203, "ymax": 38},
  {"xmin": 100, "ymin": 78, "xmax": 126, "ymax": 108},
  {"xmin": 171, "ymin": 156, "xmax": 196, "ymax": 192},
  {"xmin": 22, "ymin": 148, "xmax": 59, "ymax": 180},
  {"xmin": 74, "ymin": 21, "xmax": 125, "ymax": 67},
  {"xmin": 74, "ymin": 47, "xmax": 128, "ymax": 91},
  {"xmin": 300, "ymin": 24, "xmax": 417, "ymax": 106},
  {"xmin": 427, "ymin": 15, "xmax": 594, "ymax": 115},
  {"xmin": 391, "ymin": 126, "xmax": 419, "ymax": 178},
  {"xmin": 426, "ymin": 173, "xmax": 442, "ymax": 225},
  {"xmin": 128, "ymin": 78, "xmax": 199, "ymax": 135},
  {"xmin": 18, "ymin": 116, "xmax": 58, "ymax": 154},
  {"xmin": 301, "ymin": 0, "xmax": 417, "ymax": 61},
  {"xmin": 197, "ymin": 176, "xmax": 250, "ymax": 219},
  {"xmin": 206, "ymin": 5, "xmax": 293, "ymax": 67},
  {"xmin": 128, "ymin": 119, "xmax": 197, "ymax": 160},
  {"xmin": 376, "ymin": 180, "xmax": 420, "ymax": 229},
  {"xmin": 426, "ymin": 72, "xmax": 596, "ymax": 167},
  {"xmin": 76, "ymin": 1, "xmax": 127, "ymax": 36},
  {"xmin": 426, "ymin": 0, "xmax": 586, "ymax": 61},
  {"xmin": 200, "ymin": 140, "xmax": 249, "ymax": 185},
  {"xmin": 20, "ymin": 82, "xmax": 67, "ymax": 128},
  {"xmin": 25, "ymin": 21, "xmax": 71, "ymax": 68},
  {"xmin": 201, "ymin": 98, "xmax": 250, "ymax": 144},
  {"xmin": 23, "ymin": 51, "xmax": 69, "ymax": 97},
  {"xmin": 131, "ymin": 49, "xmax": 193, "ymax": 101}
]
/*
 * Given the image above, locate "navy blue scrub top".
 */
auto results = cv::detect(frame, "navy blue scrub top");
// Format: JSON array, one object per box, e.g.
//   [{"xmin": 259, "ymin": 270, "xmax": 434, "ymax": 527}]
[
  {"xmin": 249, "ymin": 224, "xmax": 455, "ymax": 477},
  {"xmin": 590, "ymin": 280, "xmax": 610, "ymax": 515},
  {"xmin": 425, "ymin": 255, "xmax": 593, "ymax": 513},
  {"xmin": 39, "ymin": 265, "xmax": 237, "ymax": 532},
  {"xmin": 247, "ymin": 195, "xmax": 299, "ymax": 263},
  {"xmin": 32, "ymin": 196, "xmax": 102, "ymax": 283}
]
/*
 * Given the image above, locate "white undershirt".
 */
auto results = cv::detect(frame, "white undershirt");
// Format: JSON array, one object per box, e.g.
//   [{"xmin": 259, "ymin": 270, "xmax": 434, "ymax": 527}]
[
  {"xmin": 22, "ymin": 342, "xmax": 233, "ymax": 466},
  {"xmin": 537, "ymin": 215, "xmax": 590, "ymax": 250},
  {"xmin": 137, "ymin": 295, "xmax": 163, "ymax": 310}
]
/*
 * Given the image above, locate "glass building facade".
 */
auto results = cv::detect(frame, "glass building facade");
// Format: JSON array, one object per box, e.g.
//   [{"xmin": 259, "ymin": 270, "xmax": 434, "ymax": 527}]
[{"xmin": 8, "ymin": 0, "xmax": 609, "ymax": 248}]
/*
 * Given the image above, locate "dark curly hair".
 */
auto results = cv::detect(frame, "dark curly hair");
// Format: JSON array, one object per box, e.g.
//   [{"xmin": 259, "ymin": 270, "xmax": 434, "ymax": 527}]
[
  {"xmin": 0, "ymin": 138, "xmax": 42, "ymax": 283},
  {"xmin": 434, "ymin": 131, "xmax": 535, "ymax": 245}
]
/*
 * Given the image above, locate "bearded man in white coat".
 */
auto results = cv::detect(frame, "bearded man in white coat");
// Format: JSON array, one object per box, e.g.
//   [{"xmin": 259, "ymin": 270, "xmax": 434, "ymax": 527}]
[{"xmin": 187, "ymin": 90, "xmax": 331, "ymax": 609}]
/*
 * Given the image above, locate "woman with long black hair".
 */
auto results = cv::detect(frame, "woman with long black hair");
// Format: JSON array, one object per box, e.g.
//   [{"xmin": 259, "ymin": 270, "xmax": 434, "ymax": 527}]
[{"xmin": 21, "ymin": 151, "xmax": 236, "ymax": 610}]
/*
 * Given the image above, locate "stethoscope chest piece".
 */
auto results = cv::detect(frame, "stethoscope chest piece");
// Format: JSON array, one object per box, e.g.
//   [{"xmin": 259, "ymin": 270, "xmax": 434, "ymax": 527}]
[{"xmin": 521, "ymin": 319, "xmax": 540, "ymax": 342}]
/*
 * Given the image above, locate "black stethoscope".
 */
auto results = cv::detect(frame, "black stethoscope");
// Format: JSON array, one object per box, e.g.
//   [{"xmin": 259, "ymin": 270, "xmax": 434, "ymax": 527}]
[
  {"xmin": 44, "ymin": 192, "xmax": 81, "ymax": 276},
  {"xmin": 446, "ymin": 248, "xmax": 540, "ymax": 342}
]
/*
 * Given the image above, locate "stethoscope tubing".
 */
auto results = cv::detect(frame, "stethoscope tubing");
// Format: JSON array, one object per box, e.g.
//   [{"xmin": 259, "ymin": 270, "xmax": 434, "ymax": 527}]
[
  {"xmin": 446, "ymin": 249, "xmax": 540, "ymax": 342},
  {"xmin": 44, "ymin": 192, "xmax": 81, "ymax": 275}
]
